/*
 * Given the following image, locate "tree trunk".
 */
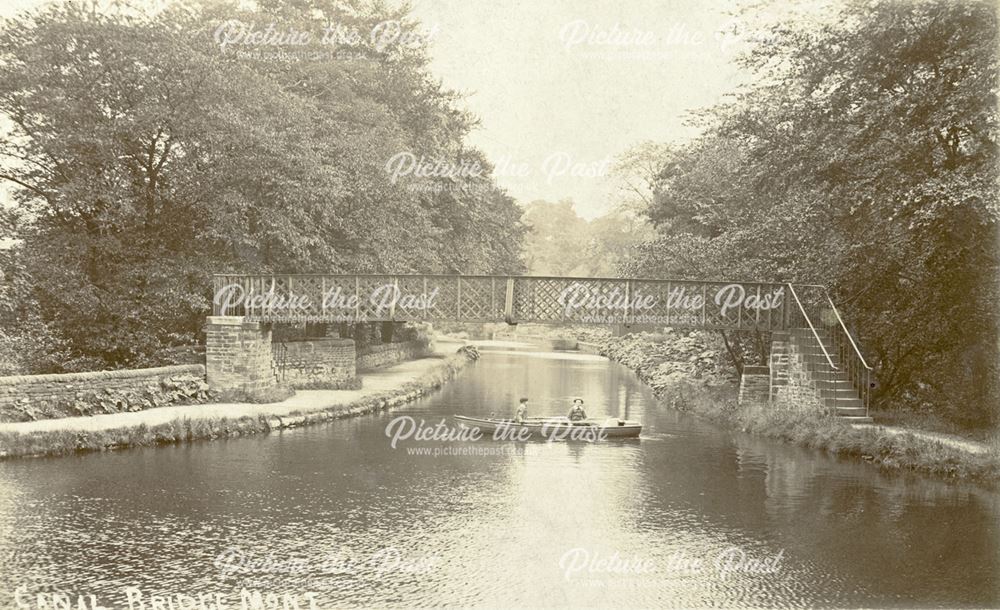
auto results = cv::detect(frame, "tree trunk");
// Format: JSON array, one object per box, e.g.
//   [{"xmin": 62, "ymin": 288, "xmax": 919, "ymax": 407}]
[{"xmin": 720, "ymin": 330, "xmax": 744, "ymax": 377}]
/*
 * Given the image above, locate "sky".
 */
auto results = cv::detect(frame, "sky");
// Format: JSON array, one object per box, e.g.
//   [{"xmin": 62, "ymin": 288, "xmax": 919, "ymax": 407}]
[
  {"xmin": 0, "ymin": 0, "xmax": 749, "ymax": 221},
  {"xmin": 408, "ymin": 0, "xmax": 747, "ymax": 218}
]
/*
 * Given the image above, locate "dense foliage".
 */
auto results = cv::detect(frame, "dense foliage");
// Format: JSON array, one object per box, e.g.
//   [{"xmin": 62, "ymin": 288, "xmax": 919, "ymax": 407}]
[
  {"xmin": 0, "ymin": 0, "xmax": 525, "ymax": 372},
  {"xmin": 521, "ymin": 199, "xmax": 653, "ymax": 276},
  {"xmin": 626, "ymin": 0, "xmax": 998, "ymax": 427}
]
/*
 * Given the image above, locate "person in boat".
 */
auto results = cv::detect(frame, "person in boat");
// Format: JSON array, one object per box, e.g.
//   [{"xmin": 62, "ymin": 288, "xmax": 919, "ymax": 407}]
[
  {"xmin": 567, "ymin": 398, "xmax": 587, "ymax": 422},
  {"xmin": 514, "ymin": 398, "xmax": 528, "ymax": 423}
]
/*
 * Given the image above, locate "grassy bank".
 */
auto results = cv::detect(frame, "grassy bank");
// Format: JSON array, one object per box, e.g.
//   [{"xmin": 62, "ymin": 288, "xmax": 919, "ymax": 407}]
[
  {"xmin": 0, "ymin": 349, "xmax": 477, "ymax": 460},
  {"xmin": 869, "ymin": 408, "xmax": 996, "ymax": 443},
  {"xmin": 597, "ymin": 334, "xmax": 1000, "ymax": 484}
]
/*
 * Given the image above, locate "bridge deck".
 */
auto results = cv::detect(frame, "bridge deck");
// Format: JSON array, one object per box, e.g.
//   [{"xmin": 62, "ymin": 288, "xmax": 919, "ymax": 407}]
[{"xmin": 212, "ymin": 274, "xmax": 795, "ymax": 331}]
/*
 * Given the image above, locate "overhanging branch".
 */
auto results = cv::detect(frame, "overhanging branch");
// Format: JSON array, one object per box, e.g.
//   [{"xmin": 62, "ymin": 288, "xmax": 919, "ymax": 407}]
[{"xmin": 0, "ymin": 174, "xmax": 51, "ymax": 202}]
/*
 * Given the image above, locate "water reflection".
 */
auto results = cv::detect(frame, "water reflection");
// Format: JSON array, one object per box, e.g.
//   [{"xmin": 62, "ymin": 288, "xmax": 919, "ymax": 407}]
[{"xmin": 0, "ymin": 345, "xmax": 996, "ymax": 608}]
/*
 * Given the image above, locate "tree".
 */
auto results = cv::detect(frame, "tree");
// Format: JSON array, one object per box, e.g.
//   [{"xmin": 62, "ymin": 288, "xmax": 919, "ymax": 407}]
[
  {"xmin": 631, "ymin": 0, "xmax": 999, "ymax": 427},
  {"xmin": 521, "ymin": 199, "xmax": 589, "ymax": 275},
  {"xmin": 0, "ymin": 0, "xmax": 525, "ymax": 370}
]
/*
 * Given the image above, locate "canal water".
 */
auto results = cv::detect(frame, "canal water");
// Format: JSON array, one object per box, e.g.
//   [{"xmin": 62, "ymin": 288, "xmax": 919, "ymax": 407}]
[{"xmin": 0, "ymin": 345, "xmax": 997, "ymax": 608}]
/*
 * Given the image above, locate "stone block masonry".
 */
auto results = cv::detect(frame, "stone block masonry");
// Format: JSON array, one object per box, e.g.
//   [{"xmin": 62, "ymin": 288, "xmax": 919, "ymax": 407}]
[
  {"xmin": 204, "ymin": 316, "xmax": 276, "ymax": 392},
  {"xmin": 737, "ymin": 329, "xmax": 865, "ymax": 420},
  {"xmin": 737, "ymin": 331, "xmax": 825, "ymax": 413},
  {"xmin": 0, "ymin": 349, "xmax": 480, "ymax": 460},
  {"xmin": 199, "ymin": 322, "xmax": 428, "ymax": 391},
  {"xmin": 737, "ymin": 365, "xmax": 771, "ymax": 408},
  {"xmin": 0, "ymin": 321, "xmax": 430, "ymax": 424},
  {"xmin": 276, "ymin": 338, "xmax": 357, "ymax": 388},
  {"xmin": 356, "ymin": 341, "xmax": 429, "ymax": 371},
  {"xmin": 770, "ymin": 331, "xmax": 825, "ymax": 413},
  {"xmin": 0, "ymin": 365, "xmax": 207, "ymax": 423}
]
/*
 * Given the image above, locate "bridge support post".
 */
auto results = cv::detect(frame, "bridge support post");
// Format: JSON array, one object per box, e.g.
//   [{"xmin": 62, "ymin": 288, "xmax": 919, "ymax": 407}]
[{"xmin": 204, "ymin": 316, "xmax": 276, "ymax": 393}]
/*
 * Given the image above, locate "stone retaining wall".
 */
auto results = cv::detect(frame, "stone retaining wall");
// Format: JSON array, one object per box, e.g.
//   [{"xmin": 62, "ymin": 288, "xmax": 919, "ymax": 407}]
[
  {"xmin": 0, "ymin": 349, "xmax": 480, "ymax": 460},
  {"xmin": 356, "ymin": 341, "xmax": 428, "ymax": 370},
  {"xmin": 276, "ymin": 338, "xmax": 357, "ymax": 388},
  {"xmin": 0, "ymin": 325, "xmax": 428, "ymax": 422},
  {"xmin": 0, "ymin": 365, "xmax": 208, "ymax": 423}
]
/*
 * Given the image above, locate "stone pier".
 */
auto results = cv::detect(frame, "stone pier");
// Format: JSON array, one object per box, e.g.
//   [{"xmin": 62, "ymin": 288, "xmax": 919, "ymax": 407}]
[
  {"xmin": 204, "ymin": 316, "xmax": 276, "ymax": 392},
  {"xmin": 737, "ymin": 330, "xmax": 869, "ymax": 421},
  {"xmin": 738, "ymin": 365, "xmax": 771, "ymax": 408}
]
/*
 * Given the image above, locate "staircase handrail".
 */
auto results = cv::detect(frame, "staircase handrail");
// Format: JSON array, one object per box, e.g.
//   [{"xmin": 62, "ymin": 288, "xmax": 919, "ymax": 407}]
[
  {"xmin": 787, "ymin": 283, "xmax": 838, "ymax": 370},
  {"xmin": 821, "ymin": 289, "xmax": 872, "ymax": 371},
  {"xmin": 820, "ymin": 287, "xmax": 873, "ymax": 417}
]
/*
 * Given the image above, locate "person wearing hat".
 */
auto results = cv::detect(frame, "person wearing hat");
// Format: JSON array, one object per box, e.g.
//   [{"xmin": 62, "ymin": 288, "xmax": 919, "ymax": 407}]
[
  {"xmin": 514, "ymin": 397, "xmax": 528, "ymax": 423},
  {"xmin": 567, "ymin": 398, "xmax": 587, "ymax": 422}
]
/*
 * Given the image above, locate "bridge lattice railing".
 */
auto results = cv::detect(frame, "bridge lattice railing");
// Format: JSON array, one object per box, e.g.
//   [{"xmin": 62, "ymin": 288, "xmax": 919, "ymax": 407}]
[{"xmin": 211, "ymin": 274, "xmax": 792, "ymax": 332}]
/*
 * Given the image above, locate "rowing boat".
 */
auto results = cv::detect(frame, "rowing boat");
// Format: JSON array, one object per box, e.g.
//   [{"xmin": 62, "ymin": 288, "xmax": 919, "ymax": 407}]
[{"xmin": 453, "ymin": 415, "xmax": 642, "ymax": 440}]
